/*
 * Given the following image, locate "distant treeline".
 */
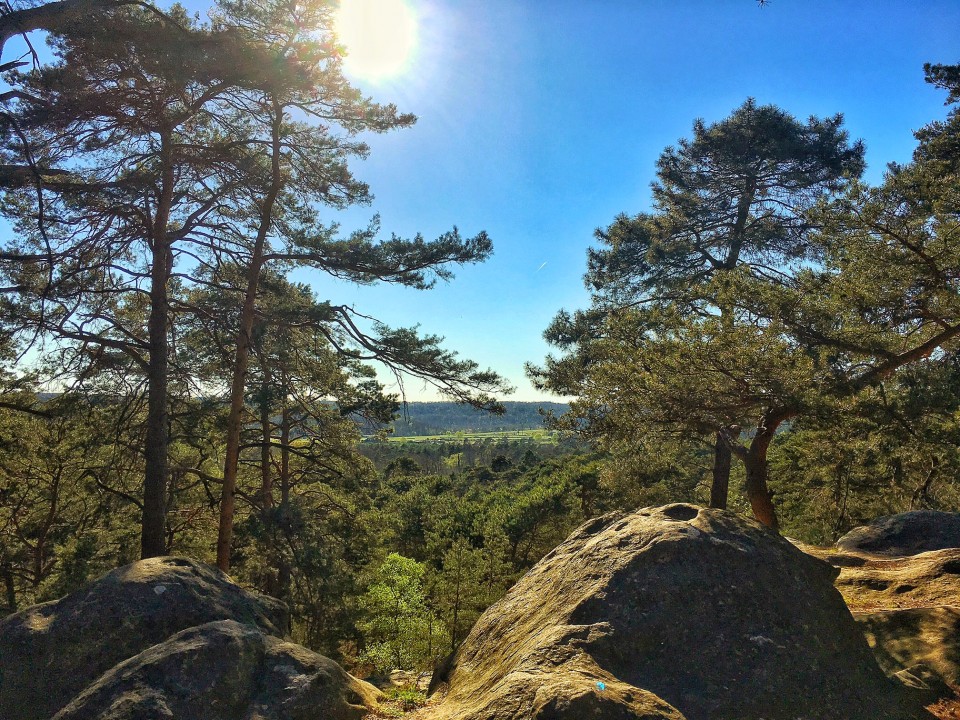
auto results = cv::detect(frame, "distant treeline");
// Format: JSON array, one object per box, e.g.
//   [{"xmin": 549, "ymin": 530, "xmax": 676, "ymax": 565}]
[
  {"xmin": 39, "ymin": 395, "xmax": 567, "ymax": 437},
  {"xmin": 383, "ymin": 401, "xmax": 568, "ymax": 436}
]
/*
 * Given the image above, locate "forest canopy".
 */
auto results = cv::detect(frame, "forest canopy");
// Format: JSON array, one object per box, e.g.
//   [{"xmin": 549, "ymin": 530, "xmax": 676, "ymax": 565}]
[
  {"xmin": 530, "ymin": 63, "xmax": 960, "ymax": 534},
  {"xmin": 0, "ymin": 0, "xmax": 957, "ymax": 681}
]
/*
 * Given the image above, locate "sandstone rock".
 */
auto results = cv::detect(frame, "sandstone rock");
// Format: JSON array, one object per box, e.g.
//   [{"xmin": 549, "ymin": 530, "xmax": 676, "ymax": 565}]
[
  {"xmin": 0, "ymin": 556, "xmax": 376, "ymax": 720},
  {"xmin": 828, "ymin": 548, "xmax": 960, "ymax": 612},
  {"xmin": 431, "ymin": 504, "xmax": 930, "ymax": 720},
  {"xmin": 837, "ymin": 511, "xmax": 960, "ymax": 557},
  {"xmin": 797, "ymin": 538, "xmax": 960, "ymax": 706},
  {"xmin": 50, "ymin": 619, "xmax": 378, "ymax": 720},
  {"xmin": 858, "ymin": 607, "xmax": 960, "ymax": 692},
  {"xmin": 367, "ymin": 669, "xmax": 431, "ymax": 691}
]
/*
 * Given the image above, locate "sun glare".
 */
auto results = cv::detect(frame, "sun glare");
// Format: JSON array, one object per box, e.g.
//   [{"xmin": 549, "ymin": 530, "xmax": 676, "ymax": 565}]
[{"xmin": 334, "ymin": 0, "xmax": 418, "ymax": 82}]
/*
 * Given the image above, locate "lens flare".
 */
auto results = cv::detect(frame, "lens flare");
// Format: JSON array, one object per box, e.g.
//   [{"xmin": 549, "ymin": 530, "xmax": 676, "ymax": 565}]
[{"xmin": 334, "ymin": 0, "xmax": 418, "ymax": 82}]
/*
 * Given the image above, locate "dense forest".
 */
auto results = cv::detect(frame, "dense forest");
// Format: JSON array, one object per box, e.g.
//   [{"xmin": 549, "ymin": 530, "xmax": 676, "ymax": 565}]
[{"xmin": 0, "ymin": 0, "xmax": 957, "ymax": 682}]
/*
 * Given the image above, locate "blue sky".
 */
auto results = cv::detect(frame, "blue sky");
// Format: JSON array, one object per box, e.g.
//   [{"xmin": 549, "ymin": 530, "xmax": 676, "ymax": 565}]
[
  {"xmin": 307, "ymin": 0, "xmax": 960, "ymax": 401},
  {"xmin": 14, "ymin": 0, "xmax": 958, "ymax": 402}
]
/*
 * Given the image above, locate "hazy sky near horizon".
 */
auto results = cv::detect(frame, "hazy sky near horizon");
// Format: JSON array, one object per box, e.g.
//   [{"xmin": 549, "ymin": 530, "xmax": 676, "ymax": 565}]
[{"xmin": 303, "ymin": 0, "xmax": 959, "ymax": 402}]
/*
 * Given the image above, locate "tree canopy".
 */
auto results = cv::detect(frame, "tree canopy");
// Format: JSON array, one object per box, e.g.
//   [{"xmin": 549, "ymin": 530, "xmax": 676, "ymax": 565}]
[
  {"xmin": 532, "ymin": 68, "xmax": 959, "ymax": 530},
  {"xmin": 0, "ymin": 0, "xmax": 508, "ymax": 562}
]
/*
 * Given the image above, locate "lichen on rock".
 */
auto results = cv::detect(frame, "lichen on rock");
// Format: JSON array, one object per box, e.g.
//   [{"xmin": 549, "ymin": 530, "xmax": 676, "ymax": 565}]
[
  {"xmin": 431, "ymin": 504, "xmax": 931, "ymax": 720},
  {"xmin": 0, "ymin": 556, "xmax": 378, "ymax": 720}
]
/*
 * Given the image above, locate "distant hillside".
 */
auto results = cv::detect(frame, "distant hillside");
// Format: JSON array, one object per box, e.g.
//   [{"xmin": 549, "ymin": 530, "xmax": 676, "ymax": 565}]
[
  {"xmin": 35, "ymin": 393, "xmax": 568, "ymax": 437},
  {"xmin": 385, "ymin": 401, "xmax": 568, "ymax": 436}
]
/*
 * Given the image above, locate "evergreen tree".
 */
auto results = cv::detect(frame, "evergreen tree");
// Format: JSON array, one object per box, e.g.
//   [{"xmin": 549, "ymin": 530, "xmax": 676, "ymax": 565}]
[
  {"xmin": 0, "ymin": 0, "xmax": 507, "ymax": 563},
  {"xmin": 534, "ymin": 70, "xmax": 960, "ymax": 529},
  {"xmin": 531, "ymin": 100, "xmax": 864, "ymax": 523},
  {"xmin": 0, "ymin": 6, "xmax": 296, "ymax": 557},
  {"xmin": 359, "ymin": 553, "xmax": 447, "ymax": 672}
]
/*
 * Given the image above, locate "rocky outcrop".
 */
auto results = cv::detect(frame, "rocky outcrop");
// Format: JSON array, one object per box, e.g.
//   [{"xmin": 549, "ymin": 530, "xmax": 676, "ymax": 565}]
[
  {"xmin": 51, "ymin": 619, "xmax": 377, "ymax": 720},
  {"xmin": 0, "ymin": 556, "xmax": 378, "ymax": 720},
  {"xmin": 830, "ymin": 548, "xmax": 960, "ymax": 612},
  {"xmin": 797, "ymin": 517, "xmax": 960, "ymax": 710},
  {"xmin": 858, "ymin": 607, "xmax": 960, "ymax": 693},
  {"xmin": 837, "ymin": 511, "xmax": 960, "ymax": 557},
  {"xmin": 431, "ymin": 504, "xmax": 929, "ymax": 720}
]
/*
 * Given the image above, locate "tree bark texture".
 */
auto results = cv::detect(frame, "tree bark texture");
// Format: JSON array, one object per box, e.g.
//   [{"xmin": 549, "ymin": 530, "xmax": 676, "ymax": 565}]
[
  {"xmin": 216, "ymin": 101, "xmax": 283, "ymax": 572},
  {"xmin": 141, "ymin": 130, "xmax": 175, "ymax": 559},
  {"xmin": 710, "ymin": 430, "xmax": 731, "ymax": 510},
  {"xmin": 743, "ymin": 451, "xmax": 778, "ymax": 531},
  {"xmin": 259, "ymin": 383, "xmax": 273, "ymax": 515},
  {"xmin": 742, "ymin": 413, "xmax": 787, "ymax": 531}
]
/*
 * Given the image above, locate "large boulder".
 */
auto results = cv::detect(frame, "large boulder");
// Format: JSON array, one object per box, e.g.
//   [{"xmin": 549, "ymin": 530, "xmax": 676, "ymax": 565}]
[
  {"xmin": 798, "ymin": 536, "xmax": 960, "ymax": 704},
  {"xmin": 837, "ymin": 511, "xmax": 960, "ymax": 557},
  {"xmin": 431, "ymin": 504, "xmax": 929, "ymax": 720},
  {"xmin": 51, "ymin": 620, "xmax": 378, "ymax": 720},
  {"xmin": 0, "ymin": 556, "xmax": 377, "ymax": 720},
  {"xmin": 830, "ymin": 548, "xmax": 960, "ymax": 612}
]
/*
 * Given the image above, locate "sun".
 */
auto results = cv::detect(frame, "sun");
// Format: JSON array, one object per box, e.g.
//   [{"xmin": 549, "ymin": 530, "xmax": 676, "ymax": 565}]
[{"xmin": 334, "ymin": 0, "xmax": 418, "ymax": 83}]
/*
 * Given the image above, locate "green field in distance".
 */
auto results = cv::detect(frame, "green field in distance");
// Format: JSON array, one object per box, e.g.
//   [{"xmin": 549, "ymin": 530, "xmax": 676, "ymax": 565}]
[{"xmin": 365, "ymin": 429, "xmax": 559, "ymax": 444}]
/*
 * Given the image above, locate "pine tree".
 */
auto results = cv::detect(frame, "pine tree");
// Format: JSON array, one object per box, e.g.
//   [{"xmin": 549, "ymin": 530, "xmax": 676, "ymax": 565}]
[
  {"xmin": 1, "ymin": 1, "xmax": 508, "ymax": 563},
  {"xmin": 531, "ymin": 100, "xmax": 864, "ymax": 524}
]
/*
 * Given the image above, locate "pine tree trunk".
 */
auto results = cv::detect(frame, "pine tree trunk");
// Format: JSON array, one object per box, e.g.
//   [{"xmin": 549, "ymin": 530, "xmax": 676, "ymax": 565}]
[
  {"xmin": 277, "ymin": 404, "xmax": 291, "ymax": 604},
  {"xmin": 259, "ymin": 384, "xmax": 280, "ymax": 597},
  {"xmin": 216, "ymin": 101, "xmax": 283, "ymax": 572},
  {"xmin": 744, "ymin": 450, "xmax": 778, "ymax": 530},
  {"xmin": 141, "ymin": 130, "xmax": 175, "ymax": 559},
  {"xmin": 710, "ymin": 431, "xmax": 731, "ymax": 509},
  {"xmin": 280, "ymin": 405, "xmax": 290, "ymax": 507},
  {"xmin": 259, "ymin": 384, "xmax": 273, "ymax": 515},
  {"xmin": 1, "ymin": 561, "xmax": 15, "ymax": 613},
  {"xmin": 142, "ymin": 238, "xmax": 170, "ymax": 558},
  {"xmin": 742, "ymin": 413, "xmax": 787, "ymax": 531},
  {"xmin": 911, "ymin": 456, "xmax": 939, "ymax": 510}
]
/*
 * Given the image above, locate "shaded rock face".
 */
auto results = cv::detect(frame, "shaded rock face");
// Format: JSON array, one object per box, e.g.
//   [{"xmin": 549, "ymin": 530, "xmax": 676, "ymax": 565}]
[
  {"xmin": 799, "ymin": 529, "xmax": 960, "ymax": 704},
  {"xmin": 51, "ymin": 620, "xmax": 377, "ymax": 720},
  {"xmin": 858, "ymin": 607, "xmax": 960, "ymax": 693},
  {"xmin": 0, "ymin": 557, "xmax": 377, "ymax": 720},
  {"xmin": 837, "ymin": 511, "xmax": 960, "ymax": 557},
  {"xmin": 432, "ymin": 504, "xmax": 928, "ymax": 720}
]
